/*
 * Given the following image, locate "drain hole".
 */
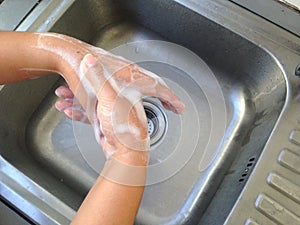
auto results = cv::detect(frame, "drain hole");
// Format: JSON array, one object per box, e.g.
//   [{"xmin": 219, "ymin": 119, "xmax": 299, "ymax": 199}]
[
  {"xmin": 238, "ymin": 156, "xmax": 256, "ymax": 183},
  {"xmin": 147, "ymin": 119, "xmax": 155, "ymax": 136},
  {"xmin": 249, "ymin": 157, "xmax": 255, "ymax": 162},
  {"xmin": 145, "ymin": 108, "xmax": 159, "ymax": 138},
  {"xmin": 143, "ymin": 99, "xmax": 168, "ymax": 146}
]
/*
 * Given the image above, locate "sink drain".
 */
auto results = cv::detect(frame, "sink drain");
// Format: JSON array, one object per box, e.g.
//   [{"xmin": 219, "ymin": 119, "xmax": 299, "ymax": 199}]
[{"xmin": 143, "ymin": 99, "xmax": 168, "ymax": 146}]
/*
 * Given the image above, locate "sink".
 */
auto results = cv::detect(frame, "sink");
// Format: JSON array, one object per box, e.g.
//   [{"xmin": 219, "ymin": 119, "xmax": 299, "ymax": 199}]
[{"xmin": 1, "ymin": 0, "xmax": 295, "ymax": 224}]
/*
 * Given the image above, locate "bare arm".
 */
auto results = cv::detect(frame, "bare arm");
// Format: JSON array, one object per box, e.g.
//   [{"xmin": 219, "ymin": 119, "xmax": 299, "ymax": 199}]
[
  {"xmin": 0, "ymin": 31, "xmax": 185, "ymax": 225},
  {"xmin": 0, "ymin": 32, "xmax": 47, "ymax": 82},
  {"xmin": 0, "ymin": 31, "xmax": 148, "ymax": 224},
  {"xmin": 70, "ymin": 53, "xmax": 150, "ymax": 225},
  {"xmin": 0, "ymin": 31, "xmax": 88, "ymax": 88},
  {"xmin": 71, "ymin": 151, "xmax": 148, "ymax": 225}
]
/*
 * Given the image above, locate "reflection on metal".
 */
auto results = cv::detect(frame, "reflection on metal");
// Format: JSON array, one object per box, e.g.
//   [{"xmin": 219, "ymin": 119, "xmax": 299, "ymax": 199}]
[
  {"xmin": 255, "ymin": 194, "xmax": 300, "ymax": 225},
  {"xmin": 277, "ymin": 0, "xmax": 300, "ymax": 12},
  {"xmin": 0, "ymin": 0, "xmax": 39, "ymax": 30},
  {"xmin": 230, "ymin": 0, "xmax": 300, "ymax": 36}
]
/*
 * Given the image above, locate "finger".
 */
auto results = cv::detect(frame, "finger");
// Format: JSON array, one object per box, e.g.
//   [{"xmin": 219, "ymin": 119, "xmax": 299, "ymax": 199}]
[
  {"xmin": 63, "ymin": 108, "xmax": 90, "ymax": 123},
  {"xmin": 72, "ymin": 54, "xmax": 106, "ymax": 126},
  {"xmin": 143, "ymin": 85, "xmax": 185, "ymax": 114},
  {"xmin": 152, "ymin": 85, "xmax": 186, "ymax": 114},
  {"xmin": 124, "ymin": 75, "xmax": 185, "ymax": 114},
  {"xmin": 55, "ymin": 86, "xmax": 74, "ymax": 99},
  {"xmin": 80, "ymin": 54, "xmax": 107, "ymax": 95},
  {"xmin": 112, "ymin": 64, "xmax": 185, "ymax": 114},
  {"xmin": 81, "ymin": 54, "xmax": 119, "ymax": 111},
  {"xmin": 55, "ymin": 99, "xmax": 74, "ymax": 112},
  {"xmin": 138, "ymin": 69, "xmax": 185, "ymax": 114}
]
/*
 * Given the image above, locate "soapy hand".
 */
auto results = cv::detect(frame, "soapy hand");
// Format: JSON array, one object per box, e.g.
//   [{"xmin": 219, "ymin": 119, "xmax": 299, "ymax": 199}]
[
  {"xmin": 55, "ymin": 51, "xmax": 185, "ymax": 160},
  {"xmin": 32, "ymin": 32, "xmax": 184, "ymax": 159}
]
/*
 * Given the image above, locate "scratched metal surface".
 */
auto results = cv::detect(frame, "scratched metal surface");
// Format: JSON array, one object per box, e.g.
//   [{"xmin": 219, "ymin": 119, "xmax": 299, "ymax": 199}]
[{"xmin": 231, "ymin": 0, "xmax": 300, "ymax": 36}]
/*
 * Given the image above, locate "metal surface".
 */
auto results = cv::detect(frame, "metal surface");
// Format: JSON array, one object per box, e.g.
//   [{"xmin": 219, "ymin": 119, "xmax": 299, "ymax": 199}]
[
  {"xmin": 225, "ymin": 101, "xmax": 300, "ymax": 224},
  {"xmin": 278, "ymin": 0, "xmax": 300, "ymax": 11},
  {"xmin": 230, "ymin": 0, "xmax": 300, "ymax": 36},
  {"xmin": 0, "ymin": 0, "xmax": 39, "ymax": 30},
  {"xmin": 0, "ymin": 0, "xmax": 299, "ymax": 225},
  {"xmin": 0, "ymin": 200, "xmax": 31, "ymax": 225}
]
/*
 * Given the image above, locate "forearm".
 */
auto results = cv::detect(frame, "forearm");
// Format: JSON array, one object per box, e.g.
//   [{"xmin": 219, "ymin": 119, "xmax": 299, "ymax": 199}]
[
  {"xmin": 0, "ymin": 32, "xmax": 88, "ymax": 89},
  {"xmin": 0, "ymin": 32, "xmax": 58, "ymax": 83},
  {"xmin": 71, "ymin": 150, "xmax": 148, "ymax": 225}
]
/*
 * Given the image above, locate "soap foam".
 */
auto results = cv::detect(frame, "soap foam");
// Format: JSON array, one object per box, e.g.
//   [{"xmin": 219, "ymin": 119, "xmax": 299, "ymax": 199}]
[{"xmin": 34, "ymin": 34, "xmax": 169, "ymax": 156}]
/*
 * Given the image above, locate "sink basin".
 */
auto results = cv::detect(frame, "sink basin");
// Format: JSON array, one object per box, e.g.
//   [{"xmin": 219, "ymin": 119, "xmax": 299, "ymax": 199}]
[{"xmin": 0, "ymin": 0, "xmax": 289, "ymax": 224}]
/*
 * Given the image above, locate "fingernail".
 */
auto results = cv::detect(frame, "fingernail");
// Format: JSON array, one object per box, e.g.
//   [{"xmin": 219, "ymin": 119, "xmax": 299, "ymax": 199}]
[
  {"xmin": 55, "ymin": 104, "xmax": 63, "ymax": 112},
  {"xmin": 85, "ymin": 54, "xmax": 97, "ymax": 68},
  {"xmin": 178, "ymin": 102, "xmax": 186, "ymax": 114},
  {"xmin": 55, "ymin": 89, "xmax": 60, "ymax": 96},
  {"xmin": 63, "ymin": 108, "xmax": 72, "ymax": 117}
]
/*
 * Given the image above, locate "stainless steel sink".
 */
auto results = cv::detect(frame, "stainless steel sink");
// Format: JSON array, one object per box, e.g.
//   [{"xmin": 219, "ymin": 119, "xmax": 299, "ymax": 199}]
[{"xmin": 1, "ymin": 0, "xmax": 300, "ymax": 225}]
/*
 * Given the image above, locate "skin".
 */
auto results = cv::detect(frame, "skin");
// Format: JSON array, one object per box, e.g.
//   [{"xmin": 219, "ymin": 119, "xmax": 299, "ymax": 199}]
[{"xmin": 0, "ymin": 31, "xmax": 185, "ymax": 225}]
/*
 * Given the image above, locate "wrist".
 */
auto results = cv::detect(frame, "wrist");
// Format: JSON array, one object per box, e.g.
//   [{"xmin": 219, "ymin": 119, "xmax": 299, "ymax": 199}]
[
  {"xmin": 101, "ymin": 150, "xmax": 149, "ymax": 186},
  {"xmin": 37, "ymin": 33, "xmax": 88, "ymax": 88},
  {"xmin": 112, "ymin": 149, "xmax": 149, "ymax": 167}
]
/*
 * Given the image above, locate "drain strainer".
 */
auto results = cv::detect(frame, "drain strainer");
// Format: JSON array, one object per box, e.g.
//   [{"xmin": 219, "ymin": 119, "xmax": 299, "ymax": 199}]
[{"xmin": 143, "ymin": 98, "xmax": 168, "ymax": 146}]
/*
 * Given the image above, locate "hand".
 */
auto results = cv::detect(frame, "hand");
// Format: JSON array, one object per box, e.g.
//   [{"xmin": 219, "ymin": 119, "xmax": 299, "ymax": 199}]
[
  {"xmin": 46, "ymin": 34, "xmax": 185, "ymax": 161},
  {"xmin": 55, "ymin": 85, "xmax": 89, "ymax": 123}
]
